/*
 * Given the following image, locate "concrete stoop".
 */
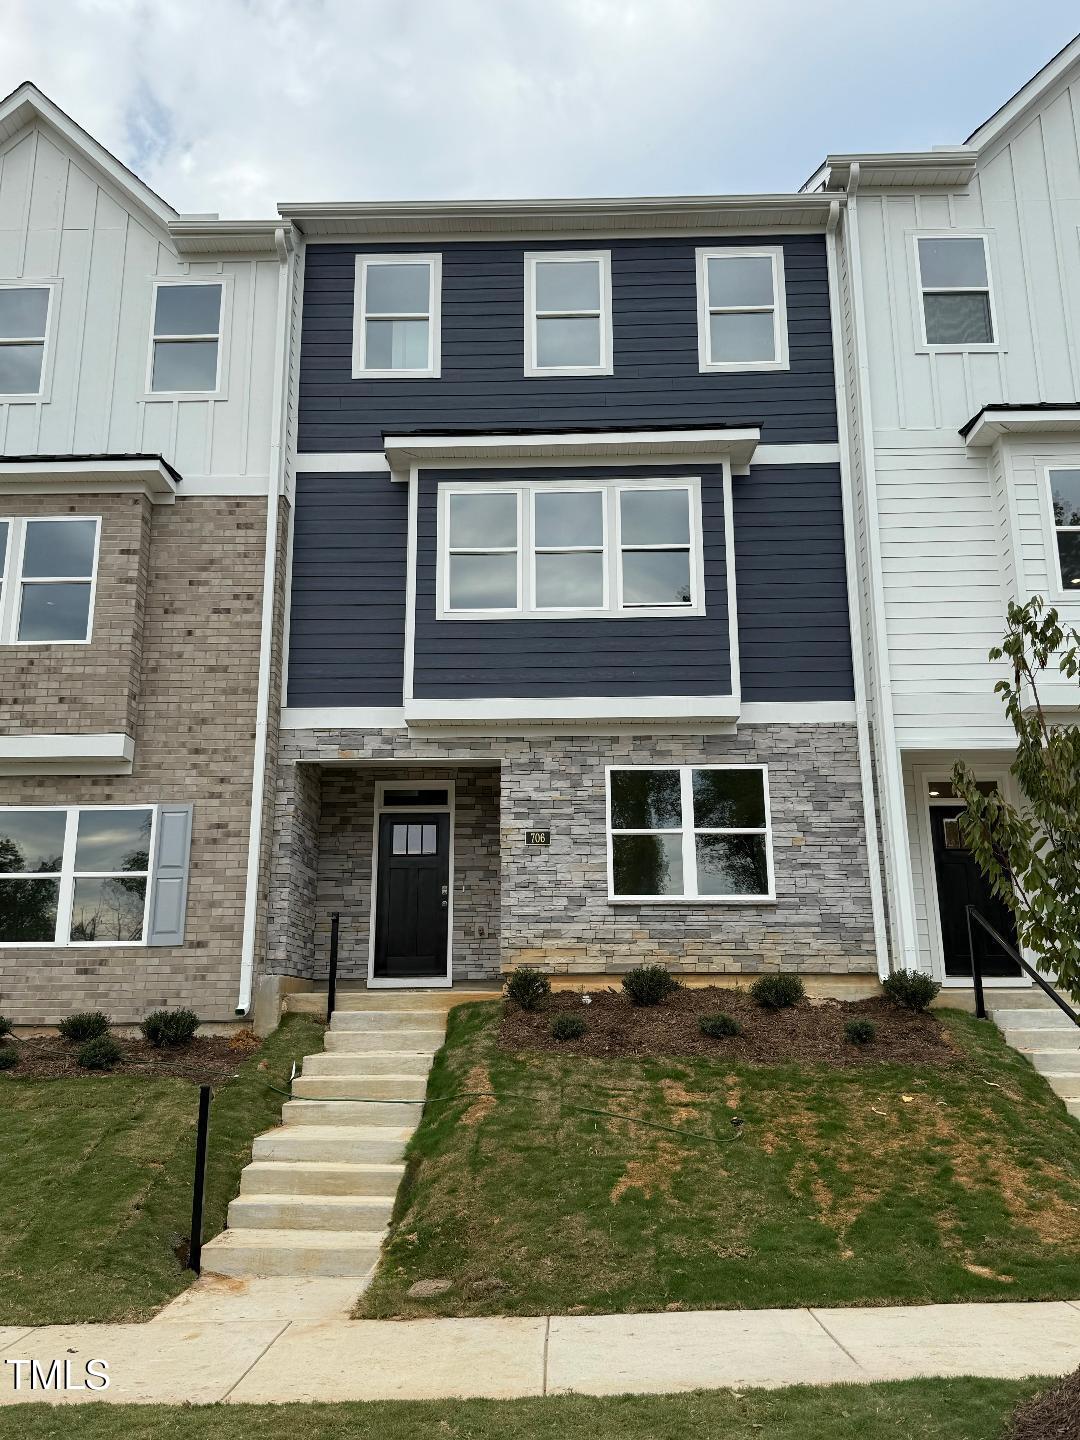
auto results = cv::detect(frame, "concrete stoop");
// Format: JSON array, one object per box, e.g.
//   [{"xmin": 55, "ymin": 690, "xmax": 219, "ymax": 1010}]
[
  {"xmin": 201, "ymin": 992, "xmax": 489, "ymax": 1281},
  {"xmin": 987, "ymin": 990, "xmax": 1080, "ymax": 1119}
]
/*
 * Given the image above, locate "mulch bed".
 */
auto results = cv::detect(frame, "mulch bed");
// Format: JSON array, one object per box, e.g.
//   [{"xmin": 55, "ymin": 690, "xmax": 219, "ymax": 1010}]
[
  {"xmin": 1008, "ymin": 1366, "xmax": 1080, "ymax": 1439},
  {"xmin": 499, "ymin": 986, "xmax": 956, "ymax": 1067},
  {"xmin": 0, "ymin": 1033, "xmax": 257, "ymax": 1083}
]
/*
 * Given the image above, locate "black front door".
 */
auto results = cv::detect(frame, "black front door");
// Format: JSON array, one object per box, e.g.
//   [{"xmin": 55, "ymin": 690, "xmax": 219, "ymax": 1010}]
[
  {"xmin": 373, "ymin": 813, "xmax": 450, "ymax": 979},
  {"xmin": 930, "ymin": 804, "xmax": 1021, "ymax": 979}
]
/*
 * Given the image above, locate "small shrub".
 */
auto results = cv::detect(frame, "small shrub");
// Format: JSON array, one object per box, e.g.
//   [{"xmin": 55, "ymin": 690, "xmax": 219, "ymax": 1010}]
[
  {"xmin": 622, "ymin": 965, "xmax": 680, "ymax": 1007},
  {"xmin": 141, "ymin": 1008, "xmax": 200, "ymax": 1048},
  {"xmin": 551, "ymin": 1013, "xmax": 587, "ymax": 1041},
  {"xmin": 77, "ymin": 1035, "xmax": 123, "ymax": 1071},
  {"xmin": 0, "ymin": 1046, "xmax": 17, "ymax": 1071},
  {"xmin": 0, "ymin": 1014, "xmax": 12, "ymax": 1040},
  {"xmin": 750, "ymin": 974, "xmax": 806, "ymax": 1011},
  {"xmin": 698, "ymin": 1012, "xmax": 743, "ymax": 1040},
  {"xmin": 845, "ymin": 1018, "xmax": 877, "ymax": 1046},
  {"xmin": 58, "ymin": 1011, "xmax": 110, "ymax": 1043},
  {"xmin": 881, "ymin": 969, "xmax": 941, "ymax": 1013},
  {"xmin": 505, "ymin": 967, "xmax": 551, "ymax": 1012}
]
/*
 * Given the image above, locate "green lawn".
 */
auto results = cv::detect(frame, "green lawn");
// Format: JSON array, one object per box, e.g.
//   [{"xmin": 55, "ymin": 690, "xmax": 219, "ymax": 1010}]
[
  {"xmin": 0, "ymin": 1014, "xmax": 324, "ymax": 1325},
  {"xmin": 0, "ymin": 1378, "xmax": 1046, "ymax": 1440},
  {"xmin": 361, "ymin": 1001, "xmax": 1080, "ymax": 1318}
]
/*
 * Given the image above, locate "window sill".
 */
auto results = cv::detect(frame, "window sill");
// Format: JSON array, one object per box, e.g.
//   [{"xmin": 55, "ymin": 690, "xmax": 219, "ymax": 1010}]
[
  {"xmin": 698, "ymin": 360, "xmax": 789, "ymax": 374},
  {"xmin": 607, "ymin": 896, "xmax": 777, "ymax": 906}
]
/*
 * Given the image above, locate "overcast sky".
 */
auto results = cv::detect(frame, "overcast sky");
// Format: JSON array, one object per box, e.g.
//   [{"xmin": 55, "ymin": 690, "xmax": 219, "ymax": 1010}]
[{"xmin": 4, "ymin": 2, "xmax": 1078, "ymax": 217}]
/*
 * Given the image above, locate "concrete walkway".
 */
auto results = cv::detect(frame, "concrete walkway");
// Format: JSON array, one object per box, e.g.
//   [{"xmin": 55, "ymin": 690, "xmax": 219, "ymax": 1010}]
[{"xmin": 3, "ymin": 1280, "xmax": 1080, "ymax": 1405}]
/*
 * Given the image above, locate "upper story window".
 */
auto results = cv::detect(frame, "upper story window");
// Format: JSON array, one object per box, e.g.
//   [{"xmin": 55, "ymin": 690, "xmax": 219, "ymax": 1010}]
[
  {"xmin": 1049, "ymin": 467, "xmax": 1080, "ymax": 592},
  {"xmin": 437, "ymin": 477, "xmax": 703, "ymax": 620},
  {"xmin": 0, "ymin": 516, "xmax": 99, "ymax": 644},
  {"xmin": 149, "ymin": 281, "xmax": 224, "ymax": 393},
  {"xmin": 0, "ymin": 285, "xmax": 52, "ymax": 397},
  {"xmin": 606, "ymin": 765, "xmax": 774, "ymax": 902},
  {"xmin": 915, "ymin": 237, "xmax": 996, "ymax": 348},
  {"xmin": 524, "ymin": 252, "xmax": 613, "ymax": 376},
  {"xmin": 696, "ymin": 247, "xmax": 788, "ymax": 371},
  {"xmin": 353, "ymin": 255, "xmax": 441, "ymax": 378}
]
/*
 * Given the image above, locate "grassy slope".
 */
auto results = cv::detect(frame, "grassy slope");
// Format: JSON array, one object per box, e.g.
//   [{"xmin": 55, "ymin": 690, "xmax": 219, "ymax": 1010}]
[
  {"xmin": 0, "ymin": 1379, "xmax": 1045, "ymax": 1440},
  {"xmin": 361, "ymin": 1001, "xmax": 1080, "ymax": 1318},
  {"xmin": 0, "ymin": 1014, "xmax": 324, "ymax": 1324}
]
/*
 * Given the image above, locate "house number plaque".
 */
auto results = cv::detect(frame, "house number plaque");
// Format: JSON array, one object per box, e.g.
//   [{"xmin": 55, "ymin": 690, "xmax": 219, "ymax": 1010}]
[{"xmin": 526, "ymin": 829, "xmax": 551, "ymax": 846}]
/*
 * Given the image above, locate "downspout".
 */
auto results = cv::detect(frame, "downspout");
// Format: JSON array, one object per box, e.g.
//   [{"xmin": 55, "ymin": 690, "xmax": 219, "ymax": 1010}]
[
  {"xmin": 825, "ymin": 197, "xmax": 890, "ymax": 976},
  {"xmin": 841, "ymin": 166, "xmax": 922, "ymax": 973},
  {"xmin": 236, "ymin": 223, "xmax": 295, "ymax": 1015}
]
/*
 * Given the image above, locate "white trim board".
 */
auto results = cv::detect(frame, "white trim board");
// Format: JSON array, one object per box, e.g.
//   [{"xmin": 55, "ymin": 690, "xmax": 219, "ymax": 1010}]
[
  {"xmin": 0, "ymin": 458, "xmax": 178, "ymax": 503},
  {"xmin": 404, "ymin": 696, "xmax": 741, "ymax": 727},
  {"xmin": 280, "ymin": 701, "xmax": 856, "ymax": 732},
  {"xmin": 0, "ymin": 732, "xmax": 134, "ymax": 775},
  {"xmin": 384, "ymin": 428, "xmax": 762, "ymax": 470}
]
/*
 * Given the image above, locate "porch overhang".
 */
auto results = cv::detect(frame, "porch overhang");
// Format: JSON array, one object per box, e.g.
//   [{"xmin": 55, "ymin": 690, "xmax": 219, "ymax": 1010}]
[
  {"xmin": 383, "ymin": 425, "xmax": 762, "ymax": 475},
  {"xmin": 0, "ymin": 454, "xmax": 180, "ymax": 502},
  {"xmin": 960, "ymin": 404, "xmax": 1080, "ymax": 448},
  {"xmin": 402, "ymin": 696, "xmax": 741, "ymax": 731}
]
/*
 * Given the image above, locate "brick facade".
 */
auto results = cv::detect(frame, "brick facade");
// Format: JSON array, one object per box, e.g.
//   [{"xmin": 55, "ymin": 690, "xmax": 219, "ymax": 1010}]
[{"xmin": 0, "ymin": 495, "xmax": 269, "ymax": 1024}]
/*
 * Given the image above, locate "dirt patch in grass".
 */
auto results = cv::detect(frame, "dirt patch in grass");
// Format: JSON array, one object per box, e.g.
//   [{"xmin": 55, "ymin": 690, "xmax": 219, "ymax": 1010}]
[
  {"xmin": 501, "ymin": 987, "xmax": 954, "ymax": 1067},
  {"xmin": 0, "ymin": 1034, "xmax": 251, "ymax": 1083},
  {"xmin": 1008, "ymin": 1365, "xmax": 1080, "ymax": 1439}
]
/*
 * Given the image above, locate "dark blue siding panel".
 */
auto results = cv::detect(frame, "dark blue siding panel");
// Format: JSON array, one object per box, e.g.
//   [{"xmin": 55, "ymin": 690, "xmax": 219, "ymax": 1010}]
[
  {"xmin": 287, "ymin": 472, "xmax": 408, "ymax": 707},
  {"xmin": 298, "ymin": 236, "xmax": 837, "ymax": 452},
  {"xmin": 412, "ymin": 465, "xmax": 731, "ymax": 699},
  {"xmin": 734, "ymin": 465, "xmax": 854, "ymax": 701}
]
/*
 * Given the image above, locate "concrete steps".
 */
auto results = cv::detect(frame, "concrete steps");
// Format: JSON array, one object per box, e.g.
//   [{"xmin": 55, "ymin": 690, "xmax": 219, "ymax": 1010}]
[
  {"xmin": 201, "ymin": 990, "xmax": 453, "ymax": 1280},
  {"xmin": 988, "ymin": 993, "xmax": 1080, "ymax": 1119}
]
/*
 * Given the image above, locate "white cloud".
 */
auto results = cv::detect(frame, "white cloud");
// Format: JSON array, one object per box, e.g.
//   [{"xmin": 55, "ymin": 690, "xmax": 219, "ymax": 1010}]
[{"xmin": 2, "ymin": 0, "xmax": 1077, "ymax": 216}]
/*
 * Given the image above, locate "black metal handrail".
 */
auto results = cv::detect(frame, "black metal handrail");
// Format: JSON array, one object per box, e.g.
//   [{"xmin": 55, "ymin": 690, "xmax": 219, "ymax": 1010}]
[
  {"xmin": 327, "ymin": 911, "xmax": 340, "ymax": 1023},
  {"xmin": 965, "ymin": 904, "xmax": 1080, "ymax": 1028}
]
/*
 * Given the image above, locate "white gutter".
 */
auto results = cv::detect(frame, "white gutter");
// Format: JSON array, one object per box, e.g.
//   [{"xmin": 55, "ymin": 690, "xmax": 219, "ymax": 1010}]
[
  {"xmin": 824, "ymin": 199, "xmax": 889, "ymax": 977},
  {"xmin": 236, "ymin": 223, "xmax": 295, "ymax": 1015}
]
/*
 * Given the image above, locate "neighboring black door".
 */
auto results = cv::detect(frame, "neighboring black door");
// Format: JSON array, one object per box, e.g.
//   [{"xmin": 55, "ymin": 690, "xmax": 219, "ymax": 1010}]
[
  {"xmin": 930, "ymin": 804, "xmax": 1021, "ymax": 979},
  {"xmin": 373, "ymin": 813, "xmax": 450, "ymax": 979}
]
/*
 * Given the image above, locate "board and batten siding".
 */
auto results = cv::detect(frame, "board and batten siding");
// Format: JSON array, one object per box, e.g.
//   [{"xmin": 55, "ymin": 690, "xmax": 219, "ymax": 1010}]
[
  {"xmin": 297, "ymin": 235, "xmax": 839, "ymax": 452},
  {"xmin": 0, "ymin": 121, "xmax": 280, "ymax": 482}
]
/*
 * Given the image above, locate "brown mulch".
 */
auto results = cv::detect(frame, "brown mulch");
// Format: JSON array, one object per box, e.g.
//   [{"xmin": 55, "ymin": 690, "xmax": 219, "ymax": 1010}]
[
  {"xmin": 1008, "ymin": 1366, "xmax": 1080, "ymax": 1440},
  {"xmin": 499, "ymin": 986, "xmax": 955, "ymax": 1067},
  {"xmin": 0, "ymin": 1033, "xmax": 254, "ymax": 1083}
]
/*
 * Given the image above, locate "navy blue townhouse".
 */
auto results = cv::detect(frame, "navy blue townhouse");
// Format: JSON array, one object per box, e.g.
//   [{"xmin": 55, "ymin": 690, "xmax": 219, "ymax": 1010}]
[{"xmin": 267, "ymin": 193, "xmax": 886, "ymax": 993}]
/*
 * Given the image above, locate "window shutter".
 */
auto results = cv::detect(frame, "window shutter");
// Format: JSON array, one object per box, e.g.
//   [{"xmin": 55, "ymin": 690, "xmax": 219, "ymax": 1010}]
[{"xmin": 147, "ymin": 804, "xmax": 193, "ymax": 946}]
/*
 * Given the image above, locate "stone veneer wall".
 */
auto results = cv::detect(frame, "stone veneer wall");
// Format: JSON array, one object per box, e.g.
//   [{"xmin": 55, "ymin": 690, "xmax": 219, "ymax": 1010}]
[
  {"xmin": 268, "ymin": 724, "xmax": 877, "ymax": 980},
  {"xmin": 0, "ymin": 497, "xmax": 268, "ymax": 1024}
]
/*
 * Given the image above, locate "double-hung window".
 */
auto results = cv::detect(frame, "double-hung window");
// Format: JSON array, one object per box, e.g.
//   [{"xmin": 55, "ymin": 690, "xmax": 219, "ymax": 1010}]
[
  {"xmin": 915, "ymin": 237, "xmax": 996, "ymax": 347},
  {"xmin": 149, "ymin": 281, "xmax": 224, "ymax": 393},
  {"xmin": 439, "ymin": 478, "xmax": 702, "ymax": 619},
  {"xmin": 0, "ymin": 285, "xmax": 52, "ymax": 397},
  {"xmin": 0, "ymin": 516, "xmax": 99, "ymax": 644},
  {"xmin": 524, "ymin": 252, "xmax": 612, "ymax": 376},
  {"xmin": 1048, "ymin": 467, "xmax": 1080, "ymax": 591},
  {"xmin": 696, "ymin": 247, "xmax": 788, "ymax": 370},
  {"xmin": 0, "ymin": 807, "xmax": 153, "ymax": 945},
  {"xmin": 607, "ymin": 765, "xmax": 773, "ymax": 902},
  {"xmin": 353, "ymin": 254, "xmax": 441, "ymax": 377}
]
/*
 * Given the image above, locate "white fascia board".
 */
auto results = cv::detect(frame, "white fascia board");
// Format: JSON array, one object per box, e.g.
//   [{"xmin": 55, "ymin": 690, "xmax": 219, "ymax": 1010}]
[
  {"xmin": 813, "ymin": 150, "xmax": 978, "ymax": 192},
  {"xmin": 404, "ymin": 696, "xmax": 740, "ymax": 728},
  {"xmin": 384, "ymin": 428, "xmax": 761, "ymax": 471},
  {"xmin": 739, "ymin": 701, "xmax": 856, "ymax": 724},
  {"xmin": 0, "ymin": 457, "xmax": 179, "ymax": 503},
  {"xmin": 294, "ymin": 453, "xmax": 391, "ymax": 473},
  {"xmin": 965, "ymin": 36, "xmax": 1080, "ymax": 151},
  {"xmin": 962, "ymin": 409, "xmax": 1080, "ymax": 448},
  {"xmin": 281, "ymin": 706, "xmax": 407, "ymax": 731},
  {"xmin": 0, "ymin": 732, "xmax": 134, "ymax": 775}
]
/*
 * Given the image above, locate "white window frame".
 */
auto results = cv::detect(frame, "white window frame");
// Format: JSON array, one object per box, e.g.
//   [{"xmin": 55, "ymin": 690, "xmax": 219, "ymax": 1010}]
[
  {"xmin": 695, "ymin": 246, "xmax": 789, "ymax": 373},
  {"xmin": 352, "ymin": 253, "xmax": 442, "ymax": 379},
  {"xmin": 605, "ymin": 764, "xmax": 775, "ymax": 904},
  {"xmin": 0, "ymin": 280, "xmax": 59, "ymax": 403},
  {"xmin": 523, "ymin": 251, "xmax": 613, "ymax": 377},
  {"xmin": 0, "ymin": 515, "xmax": 100, "ymax": 646},
  {"xmin": 1044, "ymin": 463, "xmax": 1080, "ymax": 601},
  {"xmin": 436, "ymin": 476, "xmax": 705, "ymax": 621},
  {"xmin": 912, "ymin": 233, "xmax": 999, "ymax": 353},
  {"xmin": 145, "ymin": 276, "xmax": 229, "ymax": 399},
  {"xmin": 0, "ymin": 804, "xmax": 157, "ymax": 948}
]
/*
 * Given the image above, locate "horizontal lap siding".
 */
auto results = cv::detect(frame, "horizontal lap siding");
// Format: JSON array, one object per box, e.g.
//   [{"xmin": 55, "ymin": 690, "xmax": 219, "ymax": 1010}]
[
  {"xmin": 734, "ymin": 465, "xmax": 854, "ymax": 700},
  {"xmin": 297, "ymin": 236, "xmax": 837, "ymax": 452},
  {"xmin": 413, "ymin": 464, "xmax": 731, "ymax": 698},
  {"xmin": 287, "ymin": 472, "xmax": 408, "ymax": 706}
]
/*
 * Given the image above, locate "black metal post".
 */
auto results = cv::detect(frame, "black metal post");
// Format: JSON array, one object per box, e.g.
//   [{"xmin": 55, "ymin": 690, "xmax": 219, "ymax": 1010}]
[
  {"xmin": 188, "ymin": 1084, "xmax": 211, "ymax": 1273},
  {"xmin": 965, "ymin": 906, "xmax": 987, "ymax": 1020},
  {"xmin": 327, "ymin": 911, "xmax": 340, "ymax": 1023}
]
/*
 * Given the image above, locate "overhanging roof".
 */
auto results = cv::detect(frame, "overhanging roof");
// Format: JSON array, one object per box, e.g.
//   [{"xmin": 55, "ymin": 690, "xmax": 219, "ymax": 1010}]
[
  {"xmin": 383, "ymin": 425, "xmax": 762, "ymax": 473},
  {"xmin": 804, "ymin": 149, "xmax": 978, "ymax": 193},
  {"xmin": 960, "ymin": 403, "xmax": 1080, "ymax": 447},
  {"xmin": 0, "ymin": 454, "xmax": 180, "ymax": 501}
]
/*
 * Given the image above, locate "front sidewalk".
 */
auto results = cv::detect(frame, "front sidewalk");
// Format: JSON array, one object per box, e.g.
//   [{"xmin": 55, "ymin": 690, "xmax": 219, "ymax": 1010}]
[{"xmin": 2, "ymin": 1281, "xmax": 1079, "ymax": 1404}]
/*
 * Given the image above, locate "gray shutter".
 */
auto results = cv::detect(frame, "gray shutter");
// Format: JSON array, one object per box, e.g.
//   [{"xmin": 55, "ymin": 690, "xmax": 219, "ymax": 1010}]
[{"xmin": 147, "ymin": 804, "xmax": 193, "ymax": 946}]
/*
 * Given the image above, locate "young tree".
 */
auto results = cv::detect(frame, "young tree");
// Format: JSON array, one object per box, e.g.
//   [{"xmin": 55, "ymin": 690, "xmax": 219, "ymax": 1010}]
[{"xmin": 953, "ymin": 598, "xmax": 1080, "ymax": 1001}]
